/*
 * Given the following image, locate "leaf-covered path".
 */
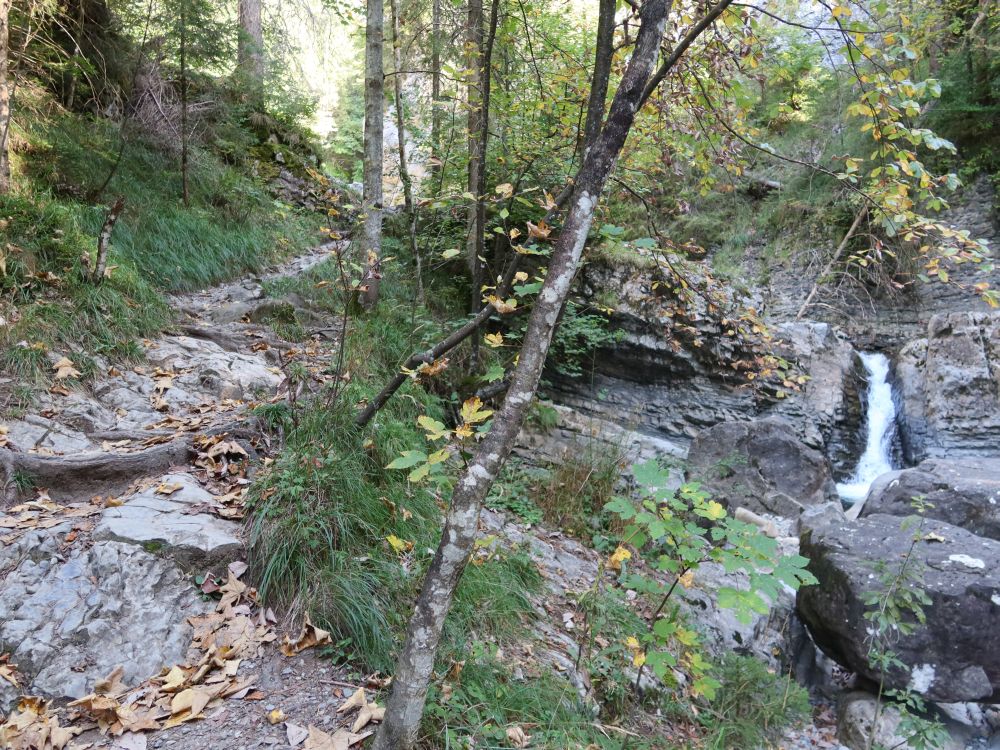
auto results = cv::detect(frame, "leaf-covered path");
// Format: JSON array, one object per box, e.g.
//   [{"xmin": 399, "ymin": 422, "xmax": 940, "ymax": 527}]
[{"xmin": 0, "ymin": 243, "xmax": 386, "ymax": 750}]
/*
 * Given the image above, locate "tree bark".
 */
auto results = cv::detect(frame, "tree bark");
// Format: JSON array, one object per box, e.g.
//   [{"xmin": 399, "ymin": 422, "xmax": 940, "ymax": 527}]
[
  {"xmin": 360, "ymin": 0, "xmax": 385, "ymax": 309},
  {"xmin": 582, "ymin": 0, "xmax": 615, "ymax": 152},
  {"xmin": 93, "ymin": 196, "xmax": 125, "ymax": 283},
  {"xmin": 0, "ymin": 0, "xmax": 12, "ymax": 194},
  {"xmin": 179, "ymin": 0, "xmax": 190, "ymax": 207},
  {"xmin": 389, "ymin": 0, "xmax": 425, "ymax": 303},
  {"xmin": 371, "ymin": 1, "xmax": 674, "ymax": 747},
  {"xmin": 466, "ymin": 0, "xmax": 500, "ymax": 366},
  {"xmin": 465, "ymin": 0, "xmax": 484, "ymax": 323},
  {"xmin": 429, "ymin": 0, "xmax": 442, "ymax": 189},
  {"xmin": 237, "ymin": 0, "xmax": 265, "ymax": 88}
]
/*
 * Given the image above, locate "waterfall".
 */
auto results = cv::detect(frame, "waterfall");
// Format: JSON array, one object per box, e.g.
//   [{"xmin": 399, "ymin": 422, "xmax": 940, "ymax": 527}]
[{"xmin": 836, "ymin": 352, "xmax": 898, "ymax": 505}]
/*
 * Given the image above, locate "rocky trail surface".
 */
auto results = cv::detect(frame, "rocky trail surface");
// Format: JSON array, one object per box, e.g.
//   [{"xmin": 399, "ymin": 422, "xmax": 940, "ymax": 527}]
[{"xmin": 0, "ymin": 244, "xmax": 394, "ymax": 750}]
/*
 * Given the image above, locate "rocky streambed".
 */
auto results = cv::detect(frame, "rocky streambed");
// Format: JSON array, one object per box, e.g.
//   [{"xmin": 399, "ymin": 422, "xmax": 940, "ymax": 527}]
[{"xmin": 527, "ymin": 182, "xmax": 1000, "ymax": 748}]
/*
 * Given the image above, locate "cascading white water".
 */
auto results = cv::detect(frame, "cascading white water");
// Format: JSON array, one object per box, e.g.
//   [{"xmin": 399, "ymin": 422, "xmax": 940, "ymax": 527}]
[{"xmin": 836, "ymin": 352, "xmax": 898, "ymax": 505}]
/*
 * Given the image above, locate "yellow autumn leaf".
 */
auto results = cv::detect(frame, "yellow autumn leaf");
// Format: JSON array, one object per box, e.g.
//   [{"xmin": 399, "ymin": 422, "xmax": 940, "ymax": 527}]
[
  {"xmin": 460, "ymin": 397, "xmax": 493, "ymax": 425},
  {"xmin": 484, "ymin": 333, "xmax": 504, "ymax": 348},
  {"xmin": 608, "ymin": 546, "xmax": 631, "ymax": 572},
  {"xmin": 417, "ymin": 415, "xmax": 450, "ymax": 441},
  {"xmin": 387, "ymin": 535, "xmax": 413, "ymax": 554}
]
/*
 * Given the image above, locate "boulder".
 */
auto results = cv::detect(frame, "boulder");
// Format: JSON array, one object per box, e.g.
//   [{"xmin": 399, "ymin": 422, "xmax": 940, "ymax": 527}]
[
  {"xmin": 798, "ymin": 514, "xmax": 1000, "ymax": 702},
  {"xmin": 686, "ymin": 417, "xmax": 838, "ymax": 517},
  {"xmin": 860, "ymin": 458, "xmax": 1000, "ymax": 541},
  {"xmin": 894, "ymin": 311, "xmax": 1000, "ymax": 463},
  {"xmin": 836, "ymin": 692, "xmax": 966, "ymax": 750},
  {"xmin": 0, "ymin": 526, "xmax": 206, "ymax": 707},
  {"xmin": 94, "ymin": 473, "xmax": 242, "ymax": 570}
]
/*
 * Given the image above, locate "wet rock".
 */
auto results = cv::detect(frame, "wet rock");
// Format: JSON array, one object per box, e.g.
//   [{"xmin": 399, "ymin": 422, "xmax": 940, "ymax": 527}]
[
  {"xmin": 0, "ymin": 527, "xmax": 205, "ymax": 707},
  {"xmin": 895, "ymin": 311, "xmax": 1000, "ymax": 463},
  {"xmin": 686, "ymin": 417, "xmax": 838, "ymax": 517},
  {"xmin": 859, "ymin": 458, "xmax": 1000, "ymax": 541},
  {"xmin": 798, "ymin": 514, "xmax": 1000, "ymax": 702},
  {"xmin": 94, "ymin": 472, "xmax": 242, "ymax": 570}
]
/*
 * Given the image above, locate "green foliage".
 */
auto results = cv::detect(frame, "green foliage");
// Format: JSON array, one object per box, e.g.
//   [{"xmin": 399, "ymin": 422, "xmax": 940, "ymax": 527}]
[
  {"xmin": 248, "ymin": 271, "xmax": 539, "ymax": 673},
  {"xmin": 422, "ymin": 642, "xmax": 667, "ymax": 750},
  {"xmin": 860, "ymin": 503, "xmax": 949, "ymax": 750},
  {"xmin": 547, "ymin": 301, "xmax": 624, "ymax": 379},
  {"xmin": 700, "ymin": 655, "xmax": 810, "ymax": 749},
  {"xmin": 605, "ymin": 460, "xmax": 816, "ymax": 698}
]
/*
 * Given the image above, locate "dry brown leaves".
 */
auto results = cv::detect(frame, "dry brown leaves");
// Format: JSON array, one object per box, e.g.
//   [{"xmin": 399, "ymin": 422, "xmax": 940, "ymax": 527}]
[
  {"xmin": 0, "ymin": 563, "xmax": 273, "ymax": 746},
  {"xmin": 0, "ymin": 492, "xmax": 102, "ymax": 546},
  {"xmin": 0, "ymin": 697, "xmax": 81, "ymax": 749},
  {"xmin": 279, "ymin": 614, "xmax": 332, "ymax": 657}
]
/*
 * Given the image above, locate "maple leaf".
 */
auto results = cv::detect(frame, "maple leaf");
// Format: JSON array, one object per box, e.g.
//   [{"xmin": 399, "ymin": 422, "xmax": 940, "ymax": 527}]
[
  {"xmin": 506, "ymin": 726, "xmax": 531, "ymax": 747},
  {"xmin": 460, "ymin": 397, "xmax": 493, "ymax": 425},
  {"xmin": 303, "ymin": 725, "xmax": 369, "ymax": 750},
  {"xmin": 484, "ymin": 332, "xmax": 504, "ymax": 348},
  {"xmin": 386, "ymin": 534, "xmax": 414, "ymax": 555},
  {"xmin": 280, "ymin": 614, "xmax": 332, "ymax": 656},
  {"xmin": 608, "ymin": 546, "xmax": 632, "ymax": 572},
  {"xmin": 527, "ymin": 220, "xmax": 551, "ymax": 239},
  {"xmin": 485, "ymin": 295, "xmax": 517, "ymax": 314},
  {"xmin": 0, "ymin": 654, "xmax": 20, "ymax": 688},
  {"xmin": 52, "ymin": 357, "xmax": 81, "ymax": 380}
]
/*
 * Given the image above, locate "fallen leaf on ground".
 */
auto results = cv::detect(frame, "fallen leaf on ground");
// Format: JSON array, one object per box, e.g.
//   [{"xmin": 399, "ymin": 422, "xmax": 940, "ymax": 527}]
[
  {"xmin": 506, "ymin": 725, "xmax": 531, "ymax": 747},
  {"xmin": 350, "ymin": 702, "xmax": 385, "ymax": 733},
  {"xmin": 155, "ymin": 482, "xmax": 184, "ymax": 496},
  {"xmin": 335, "ymin": 688, "xmax": 365, "ymax": 714},
  {"xmin": 94, "ymin": 666, "xmax": 127, "ymax": 696},
  {"xmin": 53, "ymin": 357, "xmax": 81, "ymax": 380},
  {"xmin": 268, "ymin": 708, "xmax": 287, "ymax": 724},
  {"xmin": 303, "ymin": 725, "xmax": 369, "ymax": 750},
  {"xmin": 286, "ymin": 722, "xmax": 309, "ymax": 746},
  {"xmin": 280, "ymin": 614, "xmax": 332, "ymax": 656}
]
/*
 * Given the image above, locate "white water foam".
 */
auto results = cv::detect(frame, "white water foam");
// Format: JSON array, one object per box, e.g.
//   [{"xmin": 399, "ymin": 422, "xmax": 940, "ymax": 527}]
[{"xmin": 836, "ymin": 352, "xmax": 898, "ymax": 505}]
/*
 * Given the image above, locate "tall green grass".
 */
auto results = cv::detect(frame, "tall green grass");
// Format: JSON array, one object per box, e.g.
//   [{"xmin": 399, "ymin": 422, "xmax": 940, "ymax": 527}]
[
  {"xmin": 1, "ymin": 88, "xmax": 324, "ymax": 382},
  {"xmin": 247, "ymin": 273, "xmax": 541, "ymax": 672}
]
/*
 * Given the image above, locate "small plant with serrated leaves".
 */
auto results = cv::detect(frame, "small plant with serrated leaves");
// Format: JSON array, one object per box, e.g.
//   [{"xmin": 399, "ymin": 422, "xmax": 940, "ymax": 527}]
[
  {"xmin": 604, "ymin": 460, "xmax": 816, "ymax": 700},
  {"xmin": 860, "ymin": 498, "xmax": 948, "ymax": 750},
  {"xmin": 385, "ymin": 397, "xmax": 495, "ymax": 487}
]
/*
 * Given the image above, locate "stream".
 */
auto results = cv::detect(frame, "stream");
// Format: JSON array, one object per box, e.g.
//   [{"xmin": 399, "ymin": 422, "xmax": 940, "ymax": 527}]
[{"xmin": 836, "ymin": 351, "xmax": 899, "ymax": 505}]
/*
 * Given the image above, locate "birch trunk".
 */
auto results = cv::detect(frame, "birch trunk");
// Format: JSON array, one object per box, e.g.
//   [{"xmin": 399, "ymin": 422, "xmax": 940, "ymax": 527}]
[
  {"xmin": 93, "ymin": 196, "xmax": 126, "ymax": 284},
  {"xmin": 370, "ymin": 1, "xmax": 674, "ymax": 747},
  {"xmin": 0, "ymin": 0, "xmax": 12, "ymax": 194},
  {"xmin": 360, "ymin": 0, "xmax": 384, "ymax": 309}
]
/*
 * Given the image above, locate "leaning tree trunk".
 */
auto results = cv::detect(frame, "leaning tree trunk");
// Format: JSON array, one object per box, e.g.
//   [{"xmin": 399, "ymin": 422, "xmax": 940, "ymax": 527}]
[
  {"xmin": 237, "ymin": 0, "xmax": 265, "ymax": 88},
  {"xmin": 370, "ymin": 0, "xmax": 673, "ymax": 747},
  {"xmin": 0, "ymin": 0, "xmax": 12, "ymax": 194},
  {"xmin": 583, "ymin": 0, "xmax": 616, "ymax": 151},
  {"xmin": 360, "ymin": 0, "xmax": 384, "ymax": 309}
]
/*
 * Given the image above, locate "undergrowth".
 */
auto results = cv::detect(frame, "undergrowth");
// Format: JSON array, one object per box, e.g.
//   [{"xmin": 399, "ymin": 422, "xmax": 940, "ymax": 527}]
[
  {"xmin": 247, "ymin": 271, "xmax": 541, "ymax": 673},
  {"xmin": 1, "ymin": 86, "xmax": 323, "ymax": 383}
]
